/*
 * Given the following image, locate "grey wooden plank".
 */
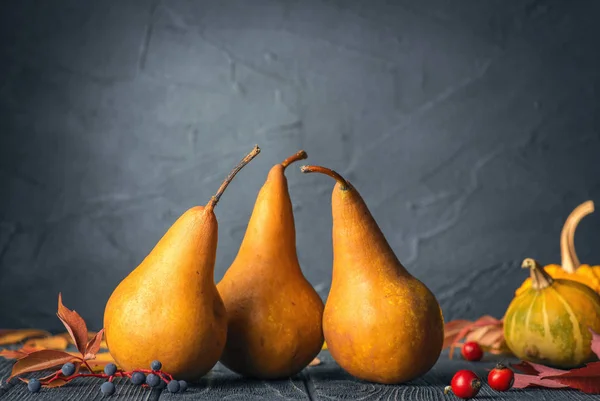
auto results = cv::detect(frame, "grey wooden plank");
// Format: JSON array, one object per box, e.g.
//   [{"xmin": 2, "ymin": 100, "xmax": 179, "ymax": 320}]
[
  {"xmin": 0, "ymin": 358, "xmax": 14, "ymax": 397},
  {"xmin": 158, "ymin": 362, "xmax": 310, "ymax": 401},
  {"xmin": 0, "ymin": 365, "xmax": 162, "ymax": 401},
  {"xmin": 306, "ymin": 350, "xmax": 600, "ymax": 400}
]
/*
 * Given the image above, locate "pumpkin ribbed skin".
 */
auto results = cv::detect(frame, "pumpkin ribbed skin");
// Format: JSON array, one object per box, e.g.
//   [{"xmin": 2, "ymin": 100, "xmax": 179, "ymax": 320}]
[
  {"xmin": 515, "ymin": 264, "xmax": 600, "ymax": 296},
  {"xmin": 505, "ymin": 278, "xmax": 600, "ymax": 368}
]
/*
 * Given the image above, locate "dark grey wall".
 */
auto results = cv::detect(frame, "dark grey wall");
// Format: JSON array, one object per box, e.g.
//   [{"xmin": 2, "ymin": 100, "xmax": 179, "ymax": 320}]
[{"xmin": 1, "ymin": 0, "xmax": 600, "ymax": 332}]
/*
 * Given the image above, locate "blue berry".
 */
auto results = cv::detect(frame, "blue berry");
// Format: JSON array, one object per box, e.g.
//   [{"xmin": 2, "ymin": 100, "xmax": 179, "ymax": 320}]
[
  {"xmin": 178, "ymin": 380, "xmax": 188, "ymax": 393},
  {"xmin": 167, "ymin": 380, "xmax": 180, "ymax": 393},
  {"xmin": 146, "ymin": 373, "xmax": 160, "ymax": 387},
  {"xmin": 27, "ymin": 378, "xmax": 41, "ymax": 393},
  {"xmin": 130, "ymin": 371, "xmax": 145, "ymax": 385},
  {"xmin": 150, "ymin": 360, "xmax": 162, "ymax": 371},
  {"xmin": 100, "ymin": 381, "xmax": 115, "ymax": 395},
  {"xmin": 61, "ymin": 362, "xmax": 76, "ymax": 376},
  {"xmin": 104, "ymin": 363, "xmax": 117, "ymax": 376}
]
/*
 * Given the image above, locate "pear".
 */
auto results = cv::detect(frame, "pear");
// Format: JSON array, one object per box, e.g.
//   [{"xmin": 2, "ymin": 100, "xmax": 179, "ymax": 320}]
[
  {"xmin": 217, "ymin": 150, "xmax": 324, "ymax": 379},
  {"xmin": 103, "ymin": 145, "xmax": 261, "ymax": 381},
  {"xmin": 300, "ymin": 165, "xmax": 444, "ymax": 384}
]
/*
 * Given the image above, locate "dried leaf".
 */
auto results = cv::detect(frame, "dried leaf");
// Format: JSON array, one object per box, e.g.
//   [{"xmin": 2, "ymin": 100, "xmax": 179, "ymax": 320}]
[
  {"xmin": 23, "ymin": 336, "xmax": 69, "ymax": 351},
  {"xmin": 56, "ymin": 293, "xmax": 89, "ymax": 356},
  {"xmin": 443, "ymin": 320, "xmax": 472, "ymax": 349},
  {"xmin": 308, "ymin": 357, "xmax": 321, "ymax": 367},
  {"xmin": 465, "ymin": 324, "xmax": 506, "ymax": 354},
  {"xmin": 83, "ymin": 329, "xmax": 104, "ymax": 359},
  {"xmin": 443, "ymin": 316, "xmax": 509, "ymax": 359},
  {"xmin": 7, "ymin": 349, "xmax": 80, "ymax": 381},
  {"xmin": 0, "ymin": 330, "xmax": 51, "ymax": 345}
]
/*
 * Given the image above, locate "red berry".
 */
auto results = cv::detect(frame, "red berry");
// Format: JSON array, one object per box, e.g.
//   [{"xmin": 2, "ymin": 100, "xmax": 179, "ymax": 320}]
[
  {"xmin": 488, "ymin": 363, "xmax": 514, "ymax": 392},
  {"xmin": 444, "ymin": 370, "xmax": 481, "ymax": 399},
  {"xmin": 461, "ymin": 341, "xmax": 483, "ymax": 361}
]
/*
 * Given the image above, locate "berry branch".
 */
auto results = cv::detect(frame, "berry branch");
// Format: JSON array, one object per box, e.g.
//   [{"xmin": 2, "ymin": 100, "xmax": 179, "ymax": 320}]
[{"xmin": 25, "ymin": 360, "xmax": 187, "ymax": 395}]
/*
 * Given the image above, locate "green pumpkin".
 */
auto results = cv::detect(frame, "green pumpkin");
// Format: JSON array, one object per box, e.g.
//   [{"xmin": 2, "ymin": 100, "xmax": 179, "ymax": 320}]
[{"xmin": 504, "ymin": 258, "xmax": 600, "ymax": 368}]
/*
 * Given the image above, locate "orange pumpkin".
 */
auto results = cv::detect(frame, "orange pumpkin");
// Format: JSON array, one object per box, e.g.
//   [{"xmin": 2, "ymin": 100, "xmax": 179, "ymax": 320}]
[{"xmin": 515, "ymin": 200, "xmax": 599, "ymax": 295}]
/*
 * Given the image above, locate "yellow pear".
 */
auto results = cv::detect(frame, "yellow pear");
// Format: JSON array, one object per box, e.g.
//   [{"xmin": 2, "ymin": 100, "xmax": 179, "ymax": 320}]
[
  {"xmin": 103, "ymin": 145, "xmax": 261, "ymax": 381},
  {"xmin": 217, "ymin": 150, "xmax": 324, "ymax": 379},
  {"xmin": 301, "ymin": 165, "xmax": 444, "ymax": 384}
]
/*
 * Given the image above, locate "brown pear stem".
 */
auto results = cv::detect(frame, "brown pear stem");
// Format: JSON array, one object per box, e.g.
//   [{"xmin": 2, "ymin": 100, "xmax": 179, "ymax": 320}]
[
  {"xmin": 281, "ymin": 150, "xmax": 307, "ymax": 169},
  {"xmin": 300, "ymin": 165, "xmax": 350, "ymax": 190},
  {"xmin": 206, "ymin": 145, "xmax": 261, "ymax": 211},
  {"xmin": 560, "ymin": 200, "xmax": 594, "ymax": 273},
  {"xmin": 522, "ymin": 258, "xmax": 553, "ymax": 290}
]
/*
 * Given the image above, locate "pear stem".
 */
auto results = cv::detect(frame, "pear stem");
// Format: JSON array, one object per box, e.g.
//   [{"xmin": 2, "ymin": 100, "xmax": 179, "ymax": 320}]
[
  {"xmin": 281, "ymin": 150, "xmax": 307, "ymax": 169},
  {"xmin": 522, "ymin": 258, "xmax": 553, "ymax": 290},
  {"xmin": 206, "ymin": 145, "xmax": 261, "ymax": 211},
  {"xmin": 300, "ymin": 165, "xmax": 350, "ymax": 190}
]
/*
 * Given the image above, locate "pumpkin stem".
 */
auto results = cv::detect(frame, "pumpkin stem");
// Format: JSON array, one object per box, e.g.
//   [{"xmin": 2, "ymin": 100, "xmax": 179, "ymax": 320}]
[
  {"xmin": 522, "ymin": 258, "xmax": 553, "ymax": 290},
  {"xmin": 560, "ymin": 201, "xmax": 594, "ymax": 273}
]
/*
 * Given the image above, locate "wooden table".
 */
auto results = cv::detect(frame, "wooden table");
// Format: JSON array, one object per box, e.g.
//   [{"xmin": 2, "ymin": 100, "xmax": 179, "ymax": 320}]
[{"xmin": 1, "ymin": 350, "xmax": 598, "ymax": 400}]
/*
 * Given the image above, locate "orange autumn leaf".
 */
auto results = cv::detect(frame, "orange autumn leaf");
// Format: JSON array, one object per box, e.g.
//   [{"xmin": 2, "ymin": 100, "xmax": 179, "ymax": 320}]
[
  {"xmin": 23, "ymin": 336, "xmax": 69, "ymax": 351},
  {"xmin": 18, "ymin": 363, "xmax": 81, "ymax": 388},
  {"xmin": 0, "ymin": 347, "xmax": 39, "ymax": 360},
  {"xmin": 308, "ymin": 357, "xmax": 322, "ymax": 367},
  {"xmin": 56, "ymin": 293, "xmax": 89, "ymax": 356},
  {"xmin": 0, "ymin": 329, "xmax": 51, "ymax": 345},
  {"xmin": 7, "ymin": 349, "xmax": 80, "ymax": 382},
  {"xmin": 84, "ymin": 329, "xmax": 105, "ymax": 359}
]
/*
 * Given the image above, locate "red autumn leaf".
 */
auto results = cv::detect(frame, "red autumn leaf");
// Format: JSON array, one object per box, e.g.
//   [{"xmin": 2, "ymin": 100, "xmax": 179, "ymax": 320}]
[
  {"xmin": 589, "ymin": 328, "xmax": 600, "ymax": 360},
  {"xmin": 511, "ymin": 361, "xmax": 541, "ymax": 376},
  {"xmin": 512, "ymin": 360, "xmax": 568, "ymax": 377},
  {"xmin": 56, "ymin": 293, "xmax": 89, "ymax": 356},
  {"xmin": 511, "ymin": 361, "xmax": 570, "ymax": 389},
  {"xmin": 7, "ymin": 349, "xmax": 80, "ymax": 382},
  {"xmin": 513, "ymin": 373, "xmax": 570, "ymax": 389},
  {"xmin": 83, "ymin": 329, "xmax": 104, "ymax": 360},
  {"xmin": 544, "ymin": 362, "xmax": 600, "ymax": 394}
]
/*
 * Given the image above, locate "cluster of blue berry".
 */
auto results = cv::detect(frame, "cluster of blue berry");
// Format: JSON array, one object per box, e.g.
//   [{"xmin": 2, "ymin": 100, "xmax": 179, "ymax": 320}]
[{"xmin": 26, "ymin": 360, "xmax": 188, "ymax": 396}]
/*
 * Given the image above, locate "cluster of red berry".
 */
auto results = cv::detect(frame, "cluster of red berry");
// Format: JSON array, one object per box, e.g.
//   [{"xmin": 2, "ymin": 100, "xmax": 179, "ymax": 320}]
[{"xmin": 444, "ymin": 342, "xmax": 514, "ymax": 399}]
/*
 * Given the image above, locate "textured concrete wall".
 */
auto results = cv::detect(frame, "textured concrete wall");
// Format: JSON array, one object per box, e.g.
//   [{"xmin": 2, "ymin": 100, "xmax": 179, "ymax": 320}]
[{"xmin": 1, "ymin": 0, "xmax": 600, "ymax": 332}]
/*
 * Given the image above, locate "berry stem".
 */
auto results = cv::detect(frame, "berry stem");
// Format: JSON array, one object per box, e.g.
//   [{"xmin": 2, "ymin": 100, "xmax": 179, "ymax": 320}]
[
  {"xmin": 41, "ymin": 368, "xmax": 177, "ymax": 386},
  {"xmin": 281, "ymin": 150, "xmax": 307, "ymax": 169},
  {"xmin": 206, "ymin": 145, "xmax": 261, "ymax": 211},
  {"xmin": 83, "ymin": 360, "xmax": 93, "ymax": 373},
  {"xmin": 300, "ymin": 165, "xmax": 350, "ymax": 190}
]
